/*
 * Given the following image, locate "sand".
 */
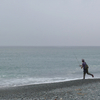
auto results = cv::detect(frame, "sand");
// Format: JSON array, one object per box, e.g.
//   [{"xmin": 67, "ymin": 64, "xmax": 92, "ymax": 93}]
[{"xmin": 0, "ymin": 79, "xmax": 100, "ymax": 100}]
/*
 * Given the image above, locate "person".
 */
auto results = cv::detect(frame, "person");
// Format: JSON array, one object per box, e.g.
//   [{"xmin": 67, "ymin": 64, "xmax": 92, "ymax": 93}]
[{"xmin": 80, "ymin": 59, "xmax": 94, "ymax": 79}]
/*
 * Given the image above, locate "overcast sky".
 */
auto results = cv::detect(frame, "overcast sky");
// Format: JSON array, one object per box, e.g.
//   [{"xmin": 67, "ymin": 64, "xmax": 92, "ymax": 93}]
[{"xmin": 0, "ymin": 0, "xmax": 100, "ymax": 46}]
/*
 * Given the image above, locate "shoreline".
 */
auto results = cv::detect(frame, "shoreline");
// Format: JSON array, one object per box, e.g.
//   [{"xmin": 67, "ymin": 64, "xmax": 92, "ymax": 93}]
[{"xmin": 0, "ymin": 78, "xmax": 100, "ymax": 100}]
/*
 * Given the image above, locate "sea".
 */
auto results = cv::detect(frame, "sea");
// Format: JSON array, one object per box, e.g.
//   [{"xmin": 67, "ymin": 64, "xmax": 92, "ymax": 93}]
[{"xmin": 0, "ymin": 46, "xmax": 99, "ymax": 88}]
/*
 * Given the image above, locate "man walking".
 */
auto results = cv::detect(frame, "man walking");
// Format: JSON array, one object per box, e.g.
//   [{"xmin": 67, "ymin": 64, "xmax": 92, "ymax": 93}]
[{"xmin": 80, "ymin": 59, "xmax": 94, "ymax": 79}]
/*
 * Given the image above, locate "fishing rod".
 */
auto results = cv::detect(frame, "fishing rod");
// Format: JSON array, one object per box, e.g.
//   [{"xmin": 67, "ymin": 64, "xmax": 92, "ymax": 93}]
[{"xmin": 73, "ymin": 52, "xmax": 80, "ymax": 66}]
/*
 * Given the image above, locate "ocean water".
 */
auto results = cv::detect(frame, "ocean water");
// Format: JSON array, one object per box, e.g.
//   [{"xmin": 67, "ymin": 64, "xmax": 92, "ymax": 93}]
[{"xmin": 0, "ymin": 46, "xmax": 99, "ymax": 88}]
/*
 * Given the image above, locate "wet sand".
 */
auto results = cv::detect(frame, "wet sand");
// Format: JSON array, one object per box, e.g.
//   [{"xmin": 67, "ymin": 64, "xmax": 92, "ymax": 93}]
[{"xmin": 0, "ymin": 79, "xmax": 100, "ymax": 100}]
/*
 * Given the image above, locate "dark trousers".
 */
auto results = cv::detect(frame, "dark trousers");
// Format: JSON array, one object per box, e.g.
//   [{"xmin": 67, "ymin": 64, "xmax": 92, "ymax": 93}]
[{"xmin": 83, "ymin": 68, "xmax": 93, "ymax": 79}]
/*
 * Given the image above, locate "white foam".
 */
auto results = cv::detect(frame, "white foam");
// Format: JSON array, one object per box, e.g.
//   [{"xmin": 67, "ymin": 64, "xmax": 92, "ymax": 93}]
[
  {"xmin": 0, "ymin": 76, "xmax": 99, "ymax": 88},
  {"xmin": 0, "ymin": 77, "xmax": 79, "ymax": 88}
]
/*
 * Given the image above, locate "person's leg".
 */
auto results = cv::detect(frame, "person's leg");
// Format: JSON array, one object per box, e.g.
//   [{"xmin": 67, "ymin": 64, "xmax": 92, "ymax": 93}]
[
  {"xmin": 83, "ymin": 72, "xmax": 86, "ymax": 79},
  {"xmin": 86, "ymin": 68, "xmax": 94, "ymax": 77}
]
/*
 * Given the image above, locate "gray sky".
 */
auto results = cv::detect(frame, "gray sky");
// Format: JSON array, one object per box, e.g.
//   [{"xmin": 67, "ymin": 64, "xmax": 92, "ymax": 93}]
[{"xmin": 0, "ymin": 0, "xmax": 100, "ymax": 46}]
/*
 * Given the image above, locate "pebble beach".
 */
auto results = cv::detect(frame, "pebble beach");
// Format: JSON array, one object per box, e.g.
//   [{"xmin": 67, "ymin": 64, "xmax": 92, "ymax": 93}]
[{"xmin": 0, "ymin": 79, "xmax": 100, "ymax": 100}]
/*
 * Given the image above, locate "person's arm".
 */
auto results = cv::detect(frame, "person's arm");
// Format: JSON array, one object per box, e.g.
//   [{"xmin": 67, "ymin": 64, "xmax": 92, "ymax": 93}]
[{"xmin": 80, "ymin": 65, "xmax": 83, "ymax": 69}]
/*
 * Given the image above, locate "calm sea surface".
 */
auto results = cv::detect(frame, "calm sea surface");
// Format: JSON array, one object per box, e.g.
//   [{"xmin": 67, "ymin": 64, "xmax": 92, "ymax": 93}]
[{"xmin": 0, "ymin": 46, "xmax": 99, "ymax": 87}]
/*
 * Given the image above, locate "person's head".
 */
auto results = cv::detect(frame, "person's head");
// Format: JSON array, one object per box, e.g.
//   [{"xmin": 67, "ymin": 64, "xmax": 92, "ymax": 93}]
[{"xmin": 82, "ymin": 59, "xmax": 85, "ymax": 62}]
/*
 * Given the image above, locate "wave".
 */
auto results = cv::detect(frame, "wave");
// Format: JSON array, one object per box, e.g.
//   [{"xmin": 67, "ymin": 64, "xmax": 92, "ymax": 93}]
[{"xmin": 0, "ymin": 77, "xmax": 82, "ymax": 88}]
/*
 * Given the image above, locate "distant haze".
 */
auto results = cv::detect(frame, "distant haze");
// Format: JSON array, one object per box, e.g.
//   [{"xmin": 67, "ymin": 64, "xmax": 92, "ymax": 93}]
[{"xmin": 0, "ymin": 0, "xmax": 100, "ymax": 46}]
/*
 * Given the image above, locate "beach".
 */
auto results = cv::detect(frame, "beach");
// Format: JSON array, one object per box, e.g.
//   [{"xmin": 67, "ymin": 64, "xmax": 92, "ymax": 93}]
[{"xmin": 0, "ymin": 79, "xmax": 100, "ymax": 100}]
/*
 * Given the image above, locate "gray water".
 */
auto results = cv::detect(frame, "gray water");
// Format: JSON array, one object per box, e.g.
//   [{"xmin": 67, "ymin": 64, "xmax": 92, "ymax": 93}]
[{"xmin": 0, "ymin": 46, "xmax": 99, "ymax": 87}]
